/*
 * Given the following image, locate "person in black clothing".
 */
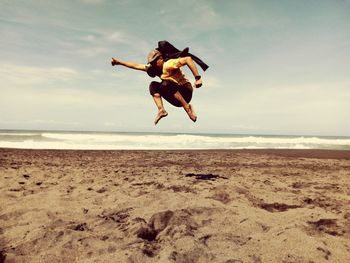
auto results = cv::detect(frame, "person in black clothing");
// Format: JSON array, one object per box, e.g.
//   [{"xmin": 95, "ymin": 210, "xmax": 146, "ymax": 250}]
[{"xmin": 111, "ymin": 41, "xmax": 208, "ymax": 125}]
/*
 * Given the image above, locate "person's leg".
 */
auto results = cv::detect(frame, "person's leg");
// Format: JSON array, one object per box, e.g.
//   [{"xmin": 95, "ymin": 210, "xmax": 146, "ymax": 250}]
[
  {"xmin": 161, "ymin": 80, "xmax": 196, "ymax": 122},
  {"xmin": 178, "ymin": 82, "xmax": 193, "ymax": 104},
  {"xmin": 152, "ymin": 93, "xmax": 168, "ymax": 125},
  {"xmin": 177, "ymin": 82, "xmax": 196, "ymax": 121},
  {"xmin": 173, "ymin": 91, "xmax": 197, "ymax": 122},
  {"xmin": 149, "ymin": 81, "xmax": 168, "ymax": 125}
]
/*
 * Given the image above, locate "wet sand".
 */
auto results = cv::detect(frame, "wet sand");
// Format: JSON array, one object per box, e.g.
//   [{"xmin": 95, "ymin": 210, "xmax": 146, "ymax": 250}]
[{"xmin": 1, "ymin": 148, "xmax": 350, "ymax": 262}]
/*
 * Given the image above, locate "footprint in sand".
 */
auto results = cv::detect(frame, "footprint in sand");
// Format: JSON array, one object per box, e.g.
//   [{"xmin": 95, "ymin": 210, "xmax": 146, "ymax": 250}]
[
  {"xmin": 259, "ymin": 202, "xmax": 301, "ymax": 212},
  {"xmin": 98, "ymin": 207, "xmax": 133, "ymax": 232},
  {"xmin": 185, "ymin": 173, "xmax": 228, "ymax": 181},
  {"xmin": 209, "ymin": 190, "xmax": 231, "ymax": 204},
  {"xmin": 307, "ymin": 218, "xmax": 345, "ymax": 236}
]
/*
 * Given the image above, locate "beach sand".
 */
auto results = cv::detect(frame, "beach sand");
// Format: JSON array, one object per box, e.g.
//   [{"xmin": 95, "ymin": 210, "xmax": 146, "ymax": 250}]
[{"xmin": 1, "ymin": 148, "xmax": 350, "ymax": 262}]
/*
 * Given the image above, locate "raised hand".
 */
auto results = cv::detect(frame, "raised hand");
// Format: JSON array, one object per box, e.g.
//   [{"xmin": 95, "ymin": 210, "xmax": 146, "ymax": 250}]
[
  {"xmin": 111, "ymin": 57, "xmax": 121, "ymax": 66},
  {"xmin": 195, "ymin": 78, "xmax": 202, "ymax": 88}
]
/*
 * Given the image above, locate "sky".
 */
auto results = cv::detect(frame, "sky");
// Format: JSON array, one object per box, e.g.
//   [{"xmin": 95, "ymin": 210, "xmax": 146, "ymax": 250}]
[{"xmin": 1, "ymin": 0, "xmax": 350, "ymax": 136}]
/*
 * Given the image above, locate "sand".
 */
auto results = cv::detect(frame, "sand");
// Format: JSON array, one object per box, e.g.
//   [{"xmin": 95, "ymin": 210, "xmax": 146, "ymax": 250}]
[{"xmin": 1, "ymin": 148, "xmax": 350, "ymax": 263}]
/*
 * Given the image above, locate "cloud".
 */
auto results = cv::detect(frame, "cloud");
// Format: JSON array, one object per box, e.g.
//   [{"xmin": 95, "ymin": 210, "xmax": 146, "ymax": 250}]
[
  {"xmin": 29, "ymin": 119, "xmax": 81, "ymax": 126},
  {"xmin": 263, "ymin": 81, "xmax": 350, "ymax": 100},
  {"xmin": 81, "ymin": 34, "xmax": 97, "ymax": 42},
  {"xmin": 105, "ymin": 31, "xmax": 151, "ymax": 53},
  {"xmin": 157, "ymin": 1, "xmax": 222, "ymax": 36},
  {"xmin": 71, "ymin": 30, "xmax": 151, "ymax": 59},
  {"xmin": 1, "ymin": 84, "xmax": 145, "ymax": 108},
  {"xmin": 78, "ymin": 0, "xmax": 105, "ymax": 4},
  {"xmin": 230, "ymin": 124, "xmax": 261, "ymax": 131},
  {"xmin": 229, "ymin": 81, "xmax": 350, "ymax": 131},
  {"xmin": 202, "ymin": 75, "xmax": 221, "ymax": 89},
  {"xmin": 107, "ymin": 31, "xmax": 129, "ymax": 43},
  {"xmin": 189, "ymin": 4, "xmax": 222, "ymax": 30},
  {"xmin": 0, "ymin": 64, "xmax": 77, "ymax": 86},
  {"xmin": 76, "ymin": 46, "xmax": 111, "ymax": 57},
  {"xmin": 78, "ymin": 0, "xmax": 129, "ymax": 4}
]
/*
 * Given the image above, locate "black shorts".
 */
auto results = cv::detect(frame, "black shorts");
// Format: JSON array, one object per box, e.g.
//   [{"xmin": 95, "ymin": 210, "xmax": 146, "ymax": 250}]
[{"xmin": 149, "ymin": 80, "xmax": 193, "ymax": 107}]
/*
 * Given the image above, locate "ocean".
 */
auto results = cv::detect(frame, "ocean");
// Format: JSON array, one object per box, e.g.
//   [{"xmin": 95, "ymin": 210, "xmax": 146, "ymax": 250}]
[{"xmin": 0, "ymin": 130, "xmax": 350, "ymax": 150}]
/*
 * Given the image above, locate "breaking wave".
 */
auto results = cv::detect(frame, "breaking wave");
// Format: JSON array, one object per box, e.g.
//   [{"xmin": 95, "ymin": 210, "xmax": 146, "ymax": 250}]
[{"xmin": 1, "ymin": 130, "xmax": 350, "ymax": 150}]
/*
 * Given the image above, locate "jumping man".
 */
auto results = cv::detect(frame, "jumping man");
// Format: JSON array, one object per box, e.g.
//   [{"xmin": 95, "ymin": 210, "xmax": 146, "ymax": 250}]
[{"xmin": 111, "ymin": 41, "xmax": 208, "ymax": 125}]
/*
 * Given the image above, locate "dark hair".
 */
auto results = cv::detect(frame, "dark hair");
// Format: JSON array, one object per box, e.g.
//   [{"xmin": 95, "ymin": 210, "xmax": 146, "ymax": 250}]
[
  {"xmin": 146, "ymin": 65, "xmax": 162, "ymax": 78},
  {"xmin": 151, "ymin": 55, "xmax": 162, "ymax": 66}
]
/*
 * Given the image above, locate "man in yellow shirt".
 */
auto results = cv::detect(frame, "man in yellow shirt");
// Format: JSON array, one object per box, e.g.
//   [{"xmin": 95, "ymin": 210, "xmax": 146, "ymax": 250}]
[{"xmin": 111, "ymin": 49, "xmax": 204, "ymax": 125}]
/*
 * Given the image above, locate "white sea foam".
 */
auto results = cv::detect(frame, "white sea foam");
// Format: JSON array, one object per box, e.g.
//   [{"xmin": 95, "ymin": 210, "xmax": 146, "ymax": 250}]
[
  {"xmin": 209, "ymin": 135, "xmax": 350, "ymax": 145},
  {"xmin": 1, "ymin": 131, "xmax": 350, "ymax": 150}
]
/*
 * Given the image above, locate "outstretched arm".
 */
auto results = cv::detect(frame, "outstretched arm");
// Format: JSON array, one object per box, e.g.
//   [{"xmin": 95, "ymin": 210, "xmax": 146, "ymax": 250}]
[
  {"xmin": 178, "ymin": 57, "xmax": 202, "ymax": 88},
  {"xmin": 111, "ymin": 57, "xmax": 147, "ymax": 72}
]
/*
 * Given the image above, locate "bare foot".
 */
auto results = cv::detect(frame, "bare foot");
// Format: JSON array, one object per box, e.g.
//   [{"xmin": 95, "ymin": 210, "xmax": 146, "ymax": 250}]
[
  {"xmin": 154, "ymin": 110, "xmax": 168, "ymax": 125},
  {"xmin": 184, "ymin": 104, "xmax": 197, "ymax": 122}
]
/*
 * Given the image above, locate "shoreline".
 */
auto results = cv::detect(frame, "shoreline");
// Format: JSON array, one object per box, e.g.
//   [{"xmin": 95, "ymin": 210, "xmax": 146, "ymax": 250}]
[
  {"xmin": 2, "ymin": 147, "xmax": 350, "ymax": 159},
  {"xmin": 1, "ymin": 148, "xmax": 350, "ymax": 262}
]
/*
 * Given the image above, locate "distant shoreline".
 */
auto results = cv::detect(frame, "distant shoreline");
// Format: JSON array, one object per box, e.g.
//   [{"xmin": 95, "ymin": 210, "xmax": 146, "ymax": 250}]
[{"xmin": 1, "ymin": 148, "xmax": 350, "ymax": 160}]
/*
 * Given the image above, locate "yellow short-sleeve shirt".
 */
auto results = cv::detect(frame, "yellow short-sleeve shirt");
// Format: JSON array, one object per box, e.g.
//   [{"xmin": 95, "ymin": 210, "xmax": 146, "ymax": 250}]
[{"xmin": 161, "ymin": 58, "xmax": 189, "ymax": 86}]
